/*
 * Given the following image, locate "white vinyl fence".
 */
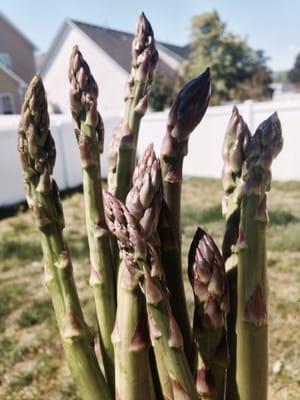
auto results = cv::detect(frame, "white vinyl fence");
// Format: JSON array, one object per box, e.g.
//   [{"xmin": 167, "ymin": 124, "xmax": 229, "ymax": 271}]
[{"xmin": 1, "ymin": 99, "xmax": 299, "ymax": 207}]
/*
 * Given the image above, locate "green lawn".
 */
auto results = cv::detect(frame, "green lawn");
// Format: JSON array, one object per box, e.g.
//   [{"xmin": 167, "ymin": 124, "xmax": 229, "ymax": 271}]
[{"xmin": 0, "ymin": 178, "xmax": 299, "ymax": 399}]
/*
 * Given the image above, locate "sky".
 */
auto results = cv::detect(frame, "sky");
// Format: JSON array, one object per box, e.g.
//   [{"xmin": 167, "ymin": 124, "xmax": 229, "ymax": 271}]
[{"xmin": 1, "ymin": 0, "xmax": 300, "ymax": 71}]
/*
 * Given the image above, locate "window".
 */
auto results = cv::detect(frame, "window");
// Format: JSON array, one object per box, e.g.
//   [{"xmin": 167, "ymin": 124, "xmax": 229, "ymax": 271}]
[
  {"xmin": 0, "ymin": 93, "xmax": 15, "ymax": 114},
  {"xmin": 0, "ymin": 53, "xmax": 12, "ymax": 69}
]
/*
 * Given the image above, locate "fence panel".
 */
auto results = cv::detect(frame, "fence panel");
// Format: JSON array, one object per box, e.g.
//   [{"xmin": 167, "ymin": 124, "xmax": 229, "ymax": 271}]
[{"xmin": 1, "ymin": 99, "xmax": 299, "ymax": 207}]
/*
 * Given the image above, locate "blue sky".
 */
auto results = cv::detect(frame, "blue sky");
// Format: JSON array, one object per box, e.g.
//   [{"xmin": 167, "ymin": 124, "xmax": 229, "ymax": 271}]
[{"xmin": 1, "ymin": 0, "xmax": 299, "ymax": 71}]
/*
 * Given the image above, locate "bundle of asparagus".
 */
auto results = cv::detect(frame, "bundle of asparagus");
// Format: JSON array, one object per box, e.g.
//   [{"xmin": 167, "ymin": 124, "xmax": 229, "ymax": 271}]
[{"xmin": 17, "ymin": 12, "xmax": 283, "ymax": 400}]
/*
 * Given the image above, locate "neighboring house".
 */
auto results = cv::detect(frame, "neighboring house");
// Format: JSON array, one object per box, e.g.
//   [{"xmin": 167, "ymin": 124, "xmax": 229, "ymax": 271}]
[
  {"xmin": 40, "ymin": 19, "xmax": 189, "ymax": 114},
  {"xmin": 0, "ymin": 13, "xmax": 36, "ymax": 114}
]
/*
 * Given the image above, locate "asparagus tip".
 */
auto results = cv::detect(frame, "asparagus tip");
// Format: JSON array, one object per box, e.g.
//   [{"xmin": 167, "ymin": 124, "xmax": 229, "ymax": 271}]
[{"xmin": 167, "ymin": 67, "xmax": 211, "ymax": 142}]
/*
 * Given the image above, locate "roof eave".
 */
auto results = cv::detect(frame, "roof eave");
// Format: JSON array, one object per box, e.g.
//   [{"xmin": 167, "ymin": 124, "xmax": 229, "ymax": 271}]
[{"xmin": 0, "ymin": 61, "xmax": 27, "ymax": 87}]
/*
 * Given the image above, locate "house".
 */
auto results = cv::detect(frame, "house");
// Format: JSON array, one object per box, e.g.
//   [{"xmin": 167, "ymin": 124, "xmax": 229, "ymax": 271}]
[
  {"xmin": 39, "ymin": 19, "xmax": 190, "ymax": 115},
  {"xmin": 0, "ymin": 13, "xmax": 36, "ymax": 114}
]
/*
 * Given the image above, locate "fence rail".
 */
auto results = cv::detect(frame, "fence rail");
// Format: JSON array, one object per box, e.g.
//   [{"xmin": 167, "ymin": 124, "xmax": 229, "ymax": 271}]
[{"xmin": 1, "ymin": 99, "xmax": 299, "ymax": 207}]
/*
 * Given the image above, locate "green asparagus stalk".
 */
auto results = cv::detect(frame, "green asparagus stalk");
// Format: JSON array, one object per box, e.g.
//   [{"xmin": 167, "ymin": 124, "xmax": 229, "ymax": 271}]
[
  {"xmin": 18, "ymin": 75, "xmax": 111, "ymax": 400},
  {"xmin": 159, "ymin": 69, "xmax": 211, "ymax": 372},
  {"xmin": 235, "ymin": 113, "xmax": 283, "ymax": 400},
  {"xmin": 109, "ymin": 144, "xmax": 162, "ymax": 399},
  {"xmin": 126, "ymin": 144, "xmax": 171, "ymax": 399},
  {"xmin": 108, "ymin": 12, "xmax": 158, "ymax": 201},
  {"xmin": 188, "ymin": 228, "xmax": 229, "ymax": 399},
  {"xmin": 221, "ymin": 106, "xmax": 250, "ymax": 399},
  {"xmin": 103, "ymin": 191, "xmax": 199, "ymax": 399},
  {"xmin": 68, "ymin": 46, "xmax": 116, "ymax": 390},
  {"xmin": 113, "ymin": 265, "xmax": 155, "ymax": 400}
]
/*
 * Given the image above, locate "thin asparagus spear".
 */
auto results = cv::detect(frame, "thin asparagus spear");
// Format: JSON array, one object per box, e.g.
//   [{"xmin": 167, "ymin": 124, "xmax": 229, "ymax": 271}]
[
  {"xmin": 103, "ymin": 191, "xmax": 199, "ymax": 400},
  {"xmin": 221, "ymin": 106, "xmax": 250, "ymax": 399},
  {"xmin": 159, "ymin": 69, "xmax": 211, "ymax": 372},
  {"xmin": 18, "ymin": 75, "xmax": 111, "ymax": 400},
  {"xmin": 107, "ymin": 12, "xmax": 158, "ymax": 275},
  {"xmin": 108, "ymin": 12, "xmax": 158, "ymax": 201},
  {"xmin": 68, "ymin": 46, "xmax": 116, "ymax": 390},
  {"xmin": 188, "ymin": 228, "xmax": 229, "ymax": 400},
  {"xmin": 235, "ymin": 112, "xmax": 283, "ymax": 400}
]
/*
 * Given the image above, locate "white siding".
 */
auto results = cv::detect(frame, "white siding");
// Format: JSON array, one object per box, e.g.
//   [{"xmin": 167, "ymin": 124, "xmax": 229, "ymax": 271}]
[{"xmin": 42, "ymin": 25, "xmax": 128, "ymax": 115}]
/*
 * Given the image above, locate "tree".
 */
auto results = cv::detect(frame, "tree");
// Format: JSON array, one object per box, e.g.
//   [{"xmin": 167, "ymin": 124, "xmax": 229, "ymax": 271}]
[
  {"xmin": 149, "ymin": 73, "xmax": 181, "ymax": 111},
  {"xmin": 184, "ymin": 10, "xmax": 273, "ymax": 104},
  {"xmin": 288, "ymin": 53, "xmax": 300, "ymax": 85}
]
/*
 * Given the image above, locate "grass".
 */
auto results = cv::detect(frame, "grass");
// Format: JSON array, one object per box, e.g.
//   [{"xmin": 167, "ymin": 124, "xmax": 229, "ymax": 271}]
[{"xmin": 0, "ymin": 177, "xmax": 299, "ymax": 399}]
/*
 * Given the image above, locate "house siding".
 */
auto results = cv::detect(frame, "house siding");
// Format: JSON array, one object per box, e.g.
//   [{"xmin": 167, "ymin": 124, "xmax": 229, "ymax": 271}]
[
  {"xmin": 0, "ymin": 68, "xmax": 22, "ymax": 113},
  {"xmin": 0, "ymin": 15, "xmax": 35, "ymax": 83},
  {"xmin": 42, "ymin": 25, "xmax": 128, "ymax": 115}
]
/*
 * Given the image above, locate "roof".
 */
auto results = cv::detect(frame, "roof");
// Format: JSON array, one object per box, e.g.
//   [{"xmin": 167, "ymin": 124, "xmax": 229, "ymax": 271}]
[
  {"xmin": 159, "ymin": 42, "xmax": 191, "ymax": 59},
  {"xmin": 69, "ymin": 20, "xmax": 188, "ymax": 77},
  {"xmin": 0, "ymin": 61, "xmax": 27, "ymax": 87},
  {"xmin": 0, "ymin": 12, "xmax": 37, "ymax": 50}
]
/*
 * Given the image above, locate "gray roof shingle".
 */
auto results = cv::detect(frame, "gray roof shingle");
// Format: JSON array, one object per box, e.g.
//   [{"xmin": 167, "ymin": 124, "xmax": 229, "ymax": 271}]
[{"xmin": 71, "ymin": 20, "xmax": 189, "ymax": 77}]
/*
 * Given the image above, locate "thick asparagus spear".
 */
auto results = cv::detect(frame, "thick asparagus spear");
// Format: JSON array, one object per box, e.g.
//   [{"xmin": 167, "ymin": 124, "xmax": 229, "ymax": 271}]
[
  {"xmin": 159, "ymin": 69, "xmax": 211, "ymax": 372},
  {"xmin": 221, "ymin": 106, "xmax": 250, "ymax": 399},
  {"xmin": 126, "ymin": 144, "xmax": 171, "ymax": 399},
  {"xmin": 68, "ymin": 46, "xmax": 116, "ymax": 390},
  {"xmin": 18, "ymin": 75, "xmax": 111, "ymax": 400},
  {"xmin": 103, "ymin": 191, "xmax": 199, "ymax": 400},
  {"xmin": 188, "ymin": 228, "xmax": 229, "ymax": 400},
  {"xmin": 235, "ymin": 113, "xmax": 283, "ymax": 400},
  {"xmin": 110, "ymin": 144, "xmax": 162, "ymax": 399},
  {"xmin": 108, "ymin": 12, "xmax": 158, "ymax": 201}
]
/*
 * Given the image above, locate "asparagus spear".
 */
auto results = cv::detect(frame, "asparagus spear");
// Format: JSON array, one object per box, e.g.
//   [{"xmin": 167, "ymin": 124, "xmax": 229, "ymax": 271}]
[
  {"xmin": 18, "ymin": 75, "xmax": 111, "ymax": 400},
  {"xmin": 235, "ymin": 112, "xmax": 283, "ymax": 400},
  {"xmin": 108, "ymin": 12, "xmax": 158, "ymax": 201},
  {"xmin": 221, "ymin": 106, "xmax": 250, "ymax": 399},
  {"xmin": 103, "ymin": 191, "xmax": 199, "ymax": 399},
  {"xmin": 126, "ymin": 144, "xmax": 172, "ymax": 399},
  {"xmin": 126, "ymin": 143, "xmax": 162, "ymax": 242},
  {"xmin": 188, "ymin": 228, "xmax": 229, "ymax": 400},
  {"xmin": 68, "ymin": 46, "xmax": 116, "ymax": 390},
  {"xmin": 159, "ymin": 68, "xmax": 211, "ymax": 372},
  {"xmin": 110, "ymin": 144, "xmax": 162, "ymax": 399}
]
